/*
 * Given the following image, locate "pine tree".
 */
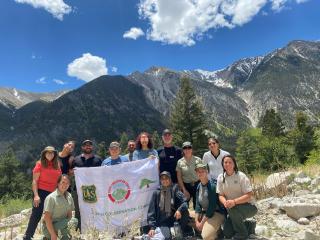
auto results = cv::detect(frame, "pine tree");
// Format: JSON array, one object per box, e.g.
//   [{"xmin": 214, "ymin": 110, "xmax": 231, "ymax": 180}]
[
  {"xmin": 119, "ymin": 132, "xmax": 129, "ymax": 154},
  {"xmin": 0, "ymin": 149, "xmax": 29, "ymax": 200},
  {"xmin": 289, "ymin": 112, "xmax": 314, "ymax": 164},
  {"xmin": 169, "ymin": 78, "xmax": 208, "ymax": 155},
  {"xmin": 306, "ymin": 126, "xmax": 320, "ymax": 165},
  {"xmin": 258, "ymin": 109, "xmax": 285, "ymax": 137},
  {"xmin": 152, "ymin": 131, "xmax": 161, "ymax": 149},
  {"xmin": 236, "ymin": 128, "xmax": 264, "ymax": 174},
  {"xmin": 97, "ymin": 141, "xmax": 107, "ymax": 159}
]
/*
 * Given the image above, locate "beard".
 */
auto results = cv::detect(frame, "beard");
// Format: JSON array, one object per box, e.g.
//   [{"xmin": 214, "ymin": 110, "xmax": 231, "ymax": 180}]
[{"xmin": 82, "ymin": 148, "xmax": 93, "ymax": 154}]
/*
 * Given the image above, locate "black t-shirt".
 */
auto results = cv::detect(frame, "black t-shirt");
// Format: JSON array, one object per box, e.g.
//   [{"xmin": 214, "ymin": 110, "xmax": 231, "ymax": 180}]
[
  {"xmin": 59, "ymin": 154, "xmax": 72, "ymax": 175},
  {"xmin": 157, "ymin": 146, "xmax": 182, "ymax": 183},
  {"xmin": 72, "ymin": 154, "xmax": 102, "ymax": 168}
]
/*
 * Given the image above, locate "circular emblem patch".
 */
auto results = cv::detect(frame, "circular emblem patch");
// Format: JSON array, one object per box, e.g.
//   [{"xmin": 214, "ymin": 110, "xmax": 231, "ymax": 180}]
[{"xmin": 108, "ymin": 179, "xmax": 131, "ymax": 204}]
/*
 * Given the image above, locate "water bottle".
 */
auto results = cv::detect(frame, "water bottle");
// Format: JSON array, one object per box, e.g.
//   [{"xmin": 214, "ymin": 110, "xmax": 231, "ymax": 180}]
[{"xmin": 173, "ymin": 221, "xmax": 183, "ymax": 240}]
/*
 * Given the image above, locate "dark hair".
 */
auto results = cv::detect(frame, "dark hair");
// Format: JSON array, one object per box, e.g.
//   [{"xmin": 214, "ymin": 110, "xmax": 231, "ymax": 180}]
[
  {"xmin": 135, "ymin": 132, "xmax": 153, "ymax": 150},
  {"xmin": 40, "ymin": 149, "xmax": 59, "ymax": 169},
  {"xmin": 208, "ymin": 137, "xmax": 220, "ymax": 144},
  {"xmin": 221, "ymin": 155, "xmax": 238, "ymax": 183},
  {"xmin": 57, "ymin": 174, "xmax": 70, "ymax": 184}
]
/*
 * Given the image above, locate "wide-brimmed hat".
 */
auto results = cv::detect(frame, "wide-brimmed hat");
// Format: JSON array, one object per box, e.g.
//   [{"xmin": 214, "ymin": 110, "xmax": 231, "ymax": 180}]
[{"xmin": 41, "ymin": 146, "xmax": 57, "ymax": 157}]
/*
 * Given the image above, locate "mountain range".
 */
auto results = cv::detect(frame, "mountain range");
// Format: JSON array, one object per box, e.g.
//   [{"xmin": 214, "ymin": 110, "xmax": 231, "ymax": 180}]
[{"xmin": 0, "ymin": 40, "xmax": 319, "ymax": 163}]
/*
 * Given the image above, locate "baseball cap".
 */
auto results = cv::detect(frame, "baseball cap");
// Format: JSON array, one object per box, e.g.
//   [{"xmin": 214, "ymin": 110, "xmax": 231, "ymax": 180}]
[
  {"xmin": 109, "ymin": 141, "xmax": 120, "ymax": 148},
  {"xmin": 162, "ymin": 129, "xmax": 171, "ymax": 136},
  {"xmin": 82, "ymin": 140, "xmax": 93, "ymax": 146},
  {"xmin": 182, "ymin": 141, "xmax": 192, "ymax": 149},
  {"xmin": 160, "ymin": 171, "xmax": 171, "ymax": 179}
]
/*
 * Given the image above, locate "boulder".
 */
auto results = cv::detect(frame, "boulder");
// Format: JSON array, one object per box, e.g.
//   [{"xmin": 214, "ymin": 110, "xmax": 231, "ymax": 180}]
[
  {"xmin": 281, "ymin": 203, "xmax": 320, "ymax": 220},
  {"xmin": 265, "ymin": 171, "xmax": 293, "ymax": 189},
  {"xmin": 297, "ymin": 217, "xmax": 310, "ymax": 225},
  {"xmin": 275, "ymin": 219, "xmax": 299, "ymax": 230},
  {"xmin": 294, "ymin": 176, "xmax": 312, "ymax": 184},
  {"xmin": 255, "ymin": 225, "xmax": 268, "ymax": 236},
  {"xmin": 304, "ymin": 230, "xmax": 320, "ymax": 240}
]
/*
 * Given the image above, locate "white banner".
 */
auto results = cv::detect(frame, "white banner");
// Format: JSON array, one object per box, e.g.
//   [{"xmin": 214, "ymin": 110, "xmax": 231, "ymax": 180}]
[{"xmin": 74, "ymin": 158, "xmax": 159, "ymax": 232}]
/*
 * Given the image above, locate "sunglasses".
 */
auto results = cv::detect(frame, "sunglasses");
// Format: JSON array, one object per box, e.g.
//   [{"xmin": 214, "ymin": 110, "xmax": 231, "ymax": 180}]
[{"xmin": 183, "ymin": 146, "xmax": 192, "ymax": 150}]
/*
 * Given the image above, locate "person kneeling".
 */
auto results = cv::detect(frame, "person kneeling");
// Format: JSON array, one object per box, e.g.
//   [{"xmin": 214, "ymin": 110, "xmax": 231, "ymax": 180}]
[
  {"xmin": 42, "ymin": 174, "xmax": 77, "ymax": 240},
  {"xmin": 194, "ymin": 163, "xmax": 225, "ymax": 240},
  {"xmin": 147, "ymin": 171, "xmax": 189, "ymax": 240},
  {"xmin": 217, "ymin": 155, "xmax": 257, "ymax": 240}
]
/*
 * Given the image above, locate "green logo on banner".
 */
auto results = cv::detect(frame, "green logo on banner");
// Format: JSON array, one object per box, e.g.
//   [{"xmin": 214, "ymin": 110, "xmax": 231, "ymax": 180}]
[
  {"xmin": 81, "ymin": 185, "xmax": 97, "ymax": 203},
  {"xmin": 139, "ymin": 178, "xmax": 156, "ymax": 189}
]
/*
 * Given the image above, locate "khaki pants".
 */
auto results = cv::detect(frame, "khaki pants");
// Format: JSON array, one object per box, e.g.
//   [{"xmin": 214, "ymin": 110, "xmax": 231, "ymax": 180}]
[{"xmin": 201, "ymin": 212, "xmax": 225, "ymax": 240}]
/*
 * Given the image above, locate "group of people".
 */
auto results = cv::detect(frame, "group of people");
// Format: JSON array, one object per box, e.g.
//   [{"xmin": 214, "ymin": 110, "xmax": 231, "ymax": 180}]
[{"xmin": 22, "ymin": 129, "xmax": 257, "ymax": 240}]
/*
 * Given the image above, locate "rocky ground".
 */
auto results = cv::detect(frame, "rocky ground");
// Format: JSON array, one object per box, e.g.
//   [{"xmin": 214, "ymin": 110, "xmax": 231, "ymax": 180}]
[{"xmin": 1, "ymin": 171, "xmax": 320, "ymax": 240}]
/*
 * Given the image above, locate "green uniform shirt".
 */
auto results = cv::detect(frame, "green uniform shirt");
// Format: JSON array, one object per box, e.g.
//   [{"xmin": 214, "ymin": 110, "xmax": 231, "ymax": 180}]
[
  {"xmin": 176, "ymin": 156, "xmax": 202, "ymax": 183},
  {"xmin": 216, "ymin": 171, "xmax": 254, "ymax": 204},
  {"xmin": 43, "ymin": 189, "xmax": 74, "ymax": 221}
]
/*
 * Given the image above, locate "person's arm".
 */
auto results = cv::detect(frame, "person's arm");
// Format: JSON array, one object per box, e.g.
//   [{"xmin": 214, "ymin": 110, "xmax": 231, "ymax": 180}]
[
  {"xmin": 67, "ymin": 210, "xmax": 72, "ymax": 219},
  {"xmin": 68, "ymin": 156, "xmax": 74, "ymax": 175},
  {"xmin": 176, "ymin": 169, "xmax": 190, "ymax": 200},
  {"xmin": 43, "ymin": 211, "xmax": 57, "ymax": 240},
  {"xmin": 205, "ymin": 182, "xmax": 217, "ymax": 218},
  {"xmin": 226, "ymin": 192, "xmax": 253, "ymax": 208},
  {"xmin": 147, "ymin": 191, "xmax": 158, "ymax": 231},
  {"xmin": 32, "ymin": 172, "xmax": 41, "ymax": 207}
]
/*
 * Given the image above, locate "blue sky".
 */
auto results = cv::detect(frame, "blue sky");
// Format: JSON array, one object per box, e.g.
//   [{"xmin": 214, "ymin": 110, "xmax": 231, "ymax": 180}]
[{"xmin": 0, "ymin": 0, "xmax": 319, "ymax": 92}]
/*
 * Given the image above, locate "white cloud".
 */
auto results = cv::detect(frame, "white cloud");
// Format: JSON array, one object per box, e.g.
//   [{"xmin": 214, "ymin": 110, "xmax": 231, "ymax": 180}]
[
  {"xmin": 36, "ymin": 76, "xmax": 46, "ymax": 84},
  {"xmin": 123, "ymin": 27, "xmax": 145, "ymax": 40},
  {"xmin": 67, "ymin": 53, "xmax": 108, "ymax": 82},
  {"xmin": 271, "ymin": 0, "xmax": 309, "ymax": 12},
  {"xmin": 53, "ymin": 79, "xmax": 67, "ymax": 85},
  {"xmin": 15, "ymin": 0, "xmax": 72, "ymax": 20},
  {"xmin": 137, "ymin": 0, "xmax": 309, "ymax": 46},
  {"xmin": 111, "ymin": 66, "xmax": 118, "ymax": 73}
]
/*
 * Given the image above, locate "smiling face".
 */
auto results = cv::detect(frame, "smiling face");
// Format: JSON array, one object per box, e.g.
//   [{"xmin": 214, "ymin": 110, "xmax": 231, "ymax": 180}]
[
  {"xmin": 162, "ymin": 133, "xmax": 173, "ymax": 145},
  {"xmin": 196, "ymin": 167, "xmax": 208, "ymax": 181},
  {"xmin": 160, "ymin": 175, "xmax": 171, "ymax": 187},
  {"xmin": 127, "ymin": 141, "xmax": 136, "ymax": 152},
  {"xmin": 223, "ymin": 156, "xmax": 235, "ymax": 175},
  {"xmin": 208, "ymin": 139, "xmax": 219, "ymax": 152},
  {"xmin": 140, "ymin": 134, "xmax": 149, "ymax": 147},
  {"xmin": 182, "ymin": 146, "xmax": 193, "ymax": 158},
  {"xmin": 45, "ymin": 151, "xmax": 55, "ymax": 161},
  {"xmin": 82, "ymin": 143, "xmax": 93, "ymax": 154},
  {"xmin": 109, "ymin": 147, "xmax": 120, "ymax": 158},
  {"xmin": 57, "ymin": 176, "xmax": 70, "ymax": 193}
]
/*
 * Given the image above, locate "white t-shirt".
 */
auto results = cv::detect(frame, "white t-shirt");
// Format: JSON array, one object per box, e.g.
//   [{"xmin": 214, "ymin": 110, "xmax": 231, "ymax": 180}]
[{"xmin": 202, "ymin": 149, "xmax": 229, "ymax": 180}]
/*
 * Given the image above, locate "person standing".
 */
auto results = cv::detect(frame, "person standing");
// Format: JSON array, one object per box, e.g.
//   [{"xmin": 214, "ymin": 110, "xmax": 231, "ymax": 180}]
[
  {"xmin": 132, "ymin": 132, "xmax": 158, "ymax": 161},
  {"xmin": 157, "ymin": 129, "xmax": 182, "ymax": 184},
  {"xmin": 71, "ymin": 140, "xmax": 102, "ymax": 231},
  {"xmin": 23, "ymin": 146, "xmax": 61, "ymax": 240},
  {"xmin": 125, "ymin": 140, "xmax": 136, "ymax": 161},
  {"xmin": 202, "ymin": 137, "xmax": 230, "ymax": 181},
  {"xmin": 101, "ymin": 141, "xmax": 129, "ymax": 166},
  {"xmin": 176, "ymin": 141, "xmax": 202, "ymax": 209}
]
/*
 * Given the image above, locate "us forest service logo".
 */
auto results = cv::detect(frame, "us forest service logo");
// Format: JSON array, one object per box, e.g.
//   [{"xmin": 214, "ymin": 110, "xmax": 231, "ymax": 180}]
[
  {"xmin": 108, "ymin": 179, "xmax": 131, "ymax": 204},
  {"xmin": 81, "ymin": 185, "xmax": 97, "ymax": 203}
]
